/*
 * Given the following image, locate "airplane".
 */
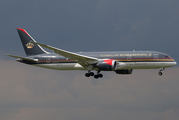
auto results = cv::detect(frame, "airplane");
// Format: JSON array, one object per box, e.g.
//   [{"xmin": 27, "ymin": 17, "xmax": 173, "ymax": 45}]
[{"xmin": 7, "ymin": 28, "xmax": 177, "ymax": 79}]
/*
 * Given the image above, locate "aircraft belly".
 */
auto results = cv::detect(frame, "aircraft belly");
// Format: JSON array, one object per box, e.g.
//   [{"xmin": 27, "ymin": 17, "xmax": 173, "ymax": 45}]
[
  {"xmin": 31, "ymin": 62, "xmax": 176, "ymax": 71},
  {"xmin": 117, "ymin": 62, "xmax": 176, "ymax": 69},
  {"xmin": 33, "ymin": 63, "xmax": 85, "ymax": 70}
]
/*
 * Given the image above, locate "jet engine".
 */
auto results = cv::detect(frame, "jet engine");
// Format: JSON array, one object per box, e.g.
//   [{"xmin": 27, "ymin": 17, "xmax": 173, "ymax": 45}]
[
  {"xmin": 95, "ymin": 59, "xmax": 117, "ymax": 71},
  {"xmin": 115, "ymin": 69, "xmax": 133, "ymax": 74}
]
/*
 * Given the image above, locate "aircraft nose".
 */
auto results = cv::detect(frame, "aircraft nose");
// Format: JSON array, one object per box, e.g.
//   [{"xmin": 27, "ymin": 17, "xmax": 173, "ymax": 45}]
[{"xmin": 172, "ymin": 59, "xmax": 177, "ymax": 66}]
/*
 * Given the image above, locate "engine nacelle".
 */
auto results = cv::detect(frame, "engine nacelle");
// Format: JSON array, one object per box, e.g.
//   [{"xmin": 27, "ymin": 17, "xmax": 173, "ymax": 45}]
[
  {"xmin": 115, "ymin": 69, "xmax": 133, "ymax": 74},
  {"xmin": 95, "ymin": 59, "xmax": 117, "ymax": 71}
]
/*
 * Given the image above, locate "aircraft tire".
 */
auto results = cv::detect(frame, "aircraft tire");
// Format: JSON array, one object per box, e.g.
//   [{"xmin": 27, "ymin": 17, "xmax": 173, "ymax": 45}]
[
  {"xmin": 90, "ymin": 72, "xmax": 94, "ymax": 76},
  {"xmin": 158, "ymin": 72, "xmax": 162, "ymax": 76},
  {"xmin": 98, "ymin": 74, "xmax": 103, "ymax": 78},
  {"xmin": 85, "ymin": 73, "xmax": 90, "ymax": 77},
  {"xmin": 94, "ymin": 75, "xmax": 99, "ymax": 79}
]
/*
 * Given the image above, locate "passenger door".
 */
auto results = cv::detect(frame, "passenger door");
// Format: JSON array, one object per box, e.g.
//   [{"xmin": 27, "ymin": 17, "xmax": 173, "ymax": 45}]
[{"xmin": 153, "ymin": 54, "xmax": 159, "ymax": 61}]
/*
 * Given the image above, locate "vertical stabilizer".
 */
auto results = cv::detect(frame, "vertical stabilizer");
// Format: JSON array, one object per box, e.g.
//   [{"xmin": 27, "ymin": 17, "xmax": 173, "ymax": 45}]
[{"xmin": 17, "ymin": 28, "xmax": 48, "ymax": 56}]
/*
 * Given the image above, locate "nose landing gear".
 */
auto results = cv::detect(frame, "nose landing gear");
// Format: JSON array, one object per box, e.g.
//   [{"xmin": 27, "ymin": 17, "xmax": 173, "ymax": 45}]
[{"xmin": 158, "ymin": 68, "xmax": 165, "ymax": 76}]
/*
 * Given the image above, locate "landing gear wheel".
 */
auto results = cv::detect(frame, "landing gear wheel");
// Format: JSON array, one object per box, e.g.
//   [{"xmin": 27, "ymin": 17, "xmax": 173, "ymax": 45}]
[
  {"xmin": 85, "ymin": 73, "xmax": 90, "ymax": 77},
  {"xmin": 98, "ymin": 74, "xmax": 103, "ymax": 78},
  {"xmin": 85, "ymin": 70, "xmax": 103, "ymax": 79},
  {"xmin": 90, "ymin": 72, "xmax": 94, "ymax": 76},
  {"xmin": 85, "ymin": 71, "xmax": 95, "ymax": 77},
  {"xmin": 158, "ymin": 68, "xmax": 165, "ymax": 76},
  {"xmin": 94, "ymin": 75, "xmax": 99, "ymax": 79},
  {"xmin": 158, "ymin": 72, "xmax": 162, "ymax": 76}
]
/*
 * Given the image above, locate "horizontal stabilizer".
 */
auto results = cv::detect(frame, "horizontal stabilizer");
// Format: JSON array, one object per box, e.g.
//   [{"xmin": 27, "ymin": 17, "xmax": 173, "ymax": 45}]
[{"xmin": 7, "ymin": 54, "xmax": 38, "ymax": 61}]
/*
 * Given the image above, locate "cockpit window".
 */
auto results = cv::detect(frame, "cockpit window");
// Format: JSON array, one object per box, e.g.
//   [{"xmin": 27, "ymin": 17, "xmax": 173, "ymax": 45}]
[{"xmin": 165, "ymin": 56, "xmax": 170, "ymax": 58}]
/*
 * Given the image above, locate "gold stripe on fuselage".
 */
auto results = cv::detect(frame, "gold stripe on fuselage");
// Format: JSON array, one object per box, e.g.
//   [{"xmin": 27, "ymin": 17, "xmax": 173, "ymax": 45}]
[{"xmin": 115, "ymin": 58, "xmax": 175, "ymax": 62}]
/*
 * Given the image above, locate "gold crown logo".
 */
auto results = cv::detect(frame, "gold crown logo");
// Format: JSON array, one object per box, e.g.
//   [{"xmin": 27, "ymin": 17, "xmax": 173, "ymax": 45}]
[
  {"xmin": 148, "ymin": 53, "xmax": 152, "ymax": 57},
  {"xmin": 26, "ymin": 42, "xmax": 34, "ymax": 49}
]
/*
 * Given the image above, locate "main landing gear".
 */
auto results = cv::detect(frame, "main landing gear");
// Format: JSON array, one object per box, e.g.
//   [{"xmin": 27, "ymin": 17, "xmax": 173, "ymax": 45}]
[
  {"xmin": 94, "ymin": 71, "xmax": 103, "ymax": 79},
  {"xmin": 158, "ymin": 68, "xmax": 165, "ymax": 76},
  {"xmin": 85, "ymin": 70, "xmax": 103, "ymax": 79},
  {"xmin": 85, "ymin": 71, "xmax": 94, "ymax": 77}
]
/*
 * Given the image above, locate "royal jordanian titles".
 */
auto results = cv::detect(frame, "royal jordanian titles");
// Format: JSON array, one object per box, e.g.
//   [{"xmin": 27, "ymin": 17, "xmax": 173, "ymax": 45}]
[{"xmin": 7, "ymin": 28, "xmax": 177, "ymax": 79}]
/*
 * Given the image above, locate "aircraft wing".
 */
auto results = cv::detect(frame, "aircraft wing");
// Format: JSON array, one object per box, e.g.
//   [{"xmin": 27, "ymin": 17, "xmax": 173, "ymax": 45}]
[
  {"xmin": 7, "ymin": 54, "xmax": 38, "ymax": 61},
  {"xmin": 33, "ymin": 42, "xmax": 99, "ymax": 70}
]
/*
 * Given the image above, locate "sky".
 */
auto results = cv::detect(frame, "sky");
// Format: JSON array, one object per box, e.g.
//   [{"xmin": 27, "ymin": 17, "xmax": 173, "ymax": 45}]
[{"xmin": 1, "ymin": 0, "xmax": 179, "ymax": 120}]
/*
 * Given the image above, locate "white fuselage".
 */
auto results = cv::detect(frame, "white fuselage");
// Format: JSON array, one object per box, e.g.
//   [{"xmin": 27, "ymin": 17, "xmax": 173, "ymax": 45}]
[{"xmin": 33, "ymin": 61, "xmax": 177, "ymax": 70}]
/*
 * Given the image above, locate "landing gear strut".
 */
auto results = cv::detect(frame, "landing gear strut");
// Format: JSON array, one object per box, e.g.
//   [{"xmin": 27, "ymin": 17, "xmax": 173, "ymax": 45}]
[{"xmin": 158, "ymin": 68, "xmax": 165, "ymax": 76}]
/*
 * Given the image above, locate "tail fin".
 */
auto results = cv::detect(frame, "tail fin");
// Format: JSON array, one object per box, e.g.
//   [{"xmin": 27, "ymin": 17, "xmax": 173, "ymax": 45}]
[{"xmin": 17, "ymin": 28, "xmax": 48, "ymax": 56}]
